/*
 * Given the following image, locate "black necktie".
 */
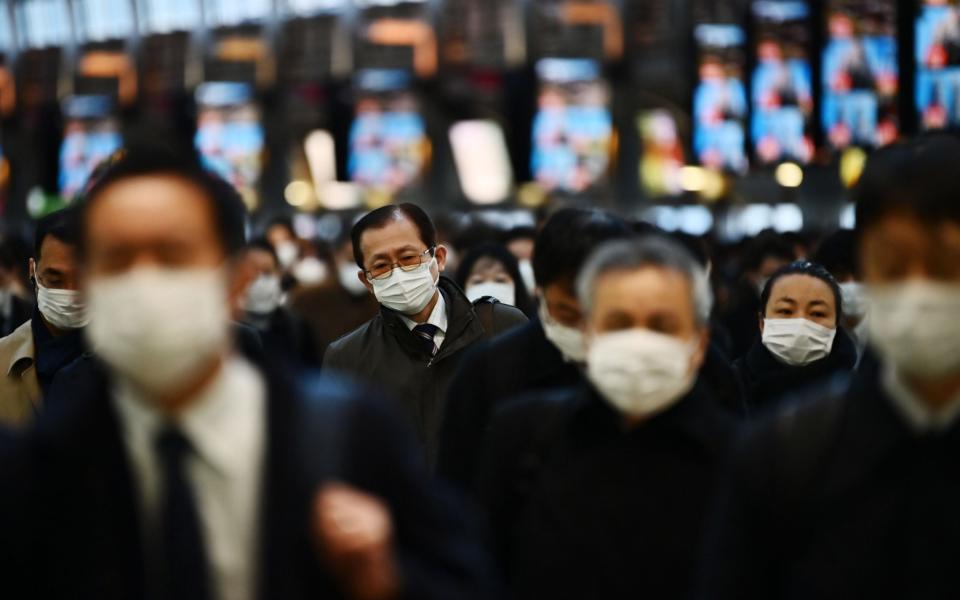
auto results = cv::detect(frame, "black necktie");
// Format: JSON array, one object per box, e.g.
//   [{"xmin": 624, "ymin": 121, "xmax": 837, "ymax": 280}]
[
  {"xmin": 155, "ymin": 426, "xmax": 211, "ymax": 600},
  {"xmin": 413, "ymin": 323, "xmax": 440, "ymax": 356}
]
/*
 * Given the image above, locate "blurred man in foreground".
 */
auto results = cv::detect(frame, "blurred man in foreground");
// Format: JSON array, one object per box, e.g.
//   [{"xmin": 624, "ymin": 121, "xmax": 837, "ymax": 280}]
[
  {"xmin": 0, "ymin": 145, "xmax": 493, "ymax": 600},
  {"xmin": 702, "ymin": 135, "xmax": 960, "ymax": 598},
  {"xmin": 0, "ymin": 208, "xmax": 87, "ymax": 427},
  {"xmin": 479, "ymin": 237, "xmax": 737, "ymax": 598}
]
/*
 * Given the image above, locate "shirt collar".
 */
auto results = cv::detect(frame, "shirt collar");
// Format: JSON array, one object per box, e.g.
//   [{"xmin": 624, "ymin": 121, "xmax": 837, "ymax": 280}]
[
  {"xmin": 882, "ymin": 365, "xmax": 960, "ymax": 434},
  {"xmin": 112, "ymin": 356, "xmax": 266, "ymax": 477},
  {"xmin": 399, "ymin": 291, "xmax": 448, "ymax": 334}
]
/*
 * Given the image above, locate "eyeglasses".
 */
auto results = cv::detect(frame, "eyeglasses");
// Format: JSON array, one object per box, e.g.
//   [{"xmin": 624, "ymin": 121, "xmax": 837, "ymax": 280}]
[{"xmin": 365, "ymin": 247, "xmax": 435, "ymax": 281}]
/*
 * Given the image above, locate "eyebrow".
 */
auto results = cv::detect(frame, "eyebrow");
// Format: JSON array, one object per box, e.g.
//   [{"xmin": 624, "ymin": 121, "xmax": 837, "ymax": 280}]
[
  {"xmin": 40, "ymin": 268, "xmax": 65, "ymax": 278},
  {"xmin": 773, "ymin": 296, "xmax": 798, "ymax": 305},
  {"xmin": 807, "ymin": 299, "xmax": 830, "ymax": 308},
  {"xmin": 370, "ymin": 245, "xmax": 421, "ymax": 262}
]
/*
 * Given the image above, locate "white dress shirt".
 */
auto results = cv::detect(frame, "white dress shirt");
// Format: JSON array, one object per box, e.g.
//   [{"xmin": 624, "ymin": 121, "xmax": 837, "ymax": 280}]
[
  {"xmin": 112, "ymin": 356, "xmax": 267, "ymax": 600},
  {"xmin": 399, "ymin": 291, "xmax": 448, "ymax": 351},
  {"xmin": 883, "ymin": 366, "xmax": 960, "ymax": 433}
]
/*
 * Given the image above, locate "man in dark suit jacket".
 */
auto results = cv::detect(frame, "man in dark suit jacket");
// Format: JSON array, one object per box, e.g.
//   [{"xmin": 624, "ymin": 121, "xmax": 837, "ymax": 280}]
[
  {"xmin": 0, "ymin": 144, "xmax": 493, "ymax": 600},
  {"xmin": 437, "ymin": 208, "xmax": 633, "ymax": 489}
]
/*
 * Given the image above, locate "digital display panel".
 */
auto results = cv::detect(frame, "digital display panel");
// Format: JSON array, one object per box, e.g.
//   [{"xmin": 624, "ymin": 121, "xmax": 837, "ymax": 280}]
[
  {"xmin": 639, "ymin": 110, "xmax": 685, "ymax": 197},
  {"xmin": 916, "ymin": 0, "xmax": 960, "ymax": 129},
  {"xmin": 531, "ymin": 58, "xmax": 612, "ymax": 193},
  {"xmin": 194, "ymin": 82, "xmax": 264, "ymax": 208},
  {"xmin": 694, "ymin": 24, "xmax": 748, "ymax": 173},
  {"xmin": 58, "ymin": 95, "xmax": 122, "ymax": 200},
  {"xmin": 823, "ymin": 0, "xmax": 898, "ymax": 148},
  {"xmin": 751, "ymin": 1, "xmax": 814, "ymax": 164},
  {"xmin": 75, "ymin": 0, "xmax": 135, "ymax": 42},
  {"xmin": 17, "ymin": 0, "xmax": 72, "ymax": 49},
  {"xmin": 348, "ymin": 70, "xmax": 428, "ymax": 195},
  {"xmin": 139, "ymin": 0, "xmax": 202, "ymax": 33}
]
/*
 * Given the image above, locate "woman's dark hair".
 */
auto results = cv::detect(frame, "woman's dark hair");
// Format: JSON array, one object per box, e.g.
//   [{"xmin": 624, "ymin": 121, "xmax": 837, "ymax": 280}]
[
  {"xmin": 454, "ymin": 243, "xmax": 535, "ymax": 317},
  {"xmin": 759, "ymin": 260, "xmax": 843, "ymax": 326}
]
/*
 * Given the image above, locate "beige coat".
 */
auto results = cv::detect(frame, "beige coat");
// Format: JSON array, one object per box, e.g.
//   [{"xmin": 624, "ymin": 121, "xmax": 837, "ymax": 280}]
[{"xmin": 0, "ymin": 321, "xmax": 41, "ymax": 427}]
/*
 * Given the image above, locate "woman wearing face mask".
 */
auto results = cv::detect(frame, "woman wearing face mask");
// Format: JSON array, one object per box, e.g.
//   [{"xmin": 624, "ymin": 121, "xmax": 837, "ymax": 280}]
[
  {"xmin": 733, "ymin": 260, "xmax": 858, "ymax": 413},
  {"xmin": 453, "ymin": 243, "xmax": 535, "ymax": 318}
]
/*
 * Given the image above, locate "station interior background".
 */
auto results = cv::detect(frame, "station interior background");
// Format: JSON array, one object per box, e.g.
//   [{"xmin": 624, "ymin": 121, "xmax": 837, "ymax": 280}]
[{"xmin": 0, "ymin": 0, "xmax": 950, "ymax": 243}]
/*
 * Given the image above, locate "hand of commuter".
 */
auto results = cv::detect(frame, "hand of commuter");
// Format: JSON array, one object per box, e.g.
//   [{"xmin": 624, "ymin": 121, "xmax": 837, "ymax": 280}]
[{"xmin": 314, "ymin": 483, "xmax": 401, "ymax": 600}]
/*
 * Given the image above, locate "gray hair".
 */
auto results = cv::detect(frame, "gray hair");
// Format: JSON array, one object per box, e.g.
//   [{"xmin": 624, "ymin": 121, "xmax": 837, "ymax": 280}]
[{"xmin": 576, "ymin": 236, "xmax": 714, "ymax": 327}]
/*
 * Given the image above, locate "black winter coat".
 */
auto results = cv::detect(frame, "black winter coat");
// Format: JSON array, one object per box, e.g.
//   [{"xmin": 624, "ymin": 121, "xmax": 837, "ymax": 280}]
[
  {"xmin": 700, "ymin": 353, "xmax": 960, "ymax": 599},
  {"xmin": 733, "ymin": 326, "xmax": 858, "ymax": 414},
  {"xmin": 323, "ymin": 277, "xmax": 527, "ymax": 465},
  {"xmin": 480, "ymin": 382, "xmax": 738, "ymax": 600}
]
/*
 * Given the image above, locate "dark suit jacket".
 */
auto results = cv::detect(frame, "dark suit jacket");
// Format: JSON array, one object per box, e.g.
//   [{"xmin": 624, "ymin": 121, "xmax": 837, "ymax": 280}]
[
  {"xmin": 700, "ymin": 353, "xmax": 960, "ymax": 599},
  {"xmin": 479, "ymin": 382, "xmax": 738, "ymax": 600},
  {"xmin": 0, "ymin": 356, "xmax": 496, "ymax": 600},
  {"xmin": 438, "ymin": 318, "xmax": 582, "ymax": 489}
]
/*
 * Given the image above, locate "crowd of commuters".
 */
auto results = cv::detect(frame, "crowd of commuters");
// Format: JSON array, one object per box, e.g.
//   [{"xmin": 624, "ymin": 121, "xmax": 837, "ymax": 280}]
[{"xmin": 0, "ymin": 133, "xmax": 958, "ymax": 599}]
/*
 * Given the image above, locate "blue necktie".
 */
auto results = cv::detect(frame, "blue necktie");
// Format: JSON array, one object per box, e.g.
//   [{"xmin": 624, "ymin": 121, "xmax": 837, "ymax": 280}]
[
  {"xmin": 413, "ymin": 323, "xmax": 440, "ymax": 356},
  {"xmin": 155, "ymin": 427, "xmax": 211, "ymax": 600}
]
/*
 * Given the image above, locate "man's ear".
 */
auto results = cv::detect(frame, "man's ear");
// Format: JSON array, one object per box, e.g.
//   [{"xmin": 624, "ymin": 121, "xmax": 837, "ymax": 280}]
[
  {"xmin": 758, "ymin": 313, "xmax": 765, "ymax": 334},
  {"xmin": 435, "ymin": 245, "xmax": 448, "ymax": 273},
  {"xmin": 228, "ymin": 256, "xmax": 258, "ymax": 318},
  {"xmin": 28, "ymin": 258, "xmax": 36, "ymax": 284},
  {"xmin": 359, "ymin": 270, "xmax": 374, "ymax": 294}
]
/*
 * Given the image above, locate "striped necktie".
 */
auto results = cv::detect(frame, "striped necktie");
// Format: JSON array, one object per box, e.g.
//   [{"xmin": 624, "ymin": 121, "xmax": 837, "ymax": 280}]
[{"xmin": 413, "ymin": 323, "xmax": 440, "ymax": 356}]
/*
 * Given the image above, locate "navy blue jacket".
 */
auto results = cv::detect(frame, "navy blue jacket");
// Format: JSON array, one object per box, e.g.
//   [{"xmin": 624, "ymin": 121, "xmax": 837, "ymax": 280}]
[{"xmin": 0, "ymin": 355, "xmax": 496, "ymax": 599}]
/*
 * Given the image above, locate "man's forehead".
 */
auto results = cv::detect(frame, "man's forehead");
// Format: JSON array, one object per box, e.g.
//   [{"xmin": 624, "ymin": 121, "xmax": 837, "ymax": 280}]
[{"xmin": 360, "ymin": 215, "xmax": 423, "ymax": 254}]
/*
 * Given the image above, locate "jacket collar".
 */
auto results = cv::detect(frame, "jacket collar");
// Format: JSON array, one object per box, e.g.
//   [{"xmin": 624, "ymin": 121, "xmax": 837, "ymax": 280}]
[
  {"xmin": 6, "ymin": 320, "xmax": 35, "ymax": 377},
  {"xmin": 379, "ymin": 276, "xmax": 484, "ymax": 362}
]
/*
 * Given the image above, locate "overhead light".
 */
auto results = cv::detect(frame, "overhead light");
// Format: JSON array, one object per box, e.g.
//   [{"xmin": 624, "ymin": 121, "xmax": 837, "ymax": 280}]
[
  {"xmin": 840, "ymin": 147, "xmax": 867, "ymax": 189},
  {"xmin": 775, "ymin": 162, "xmax": 804, "ymax": 188},
  {"xmin": 284, "ymin": 180, "xmax": 314, "ymax": 208},
  {"xmin": 449, "ymin": 120, "xmax": 512, "ymax": 205},
  {"xmin": 680, "ymin": 166, "xmax": 708, "ymax": 192}
]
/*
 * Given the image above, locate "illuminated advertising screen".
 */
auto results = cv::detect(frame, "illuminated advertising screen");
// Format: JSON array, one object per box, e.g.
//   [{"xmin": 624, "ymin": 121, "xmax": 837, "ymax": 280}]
[
  {"xmin": 751, "ymin": 1, "xmax": 814, "ymax": 164},
  {"xmin": 531, "ymin": 58, "xmax": 612, "ymax": 194},
  {"xmin": 348, "ymin": 70, "xmax": 428, "ymax": 195},
  {"xmin": 194, "ymin": 82, "xmax": 264, "ymax": 208},
  {"xmin": 58, "ymin": 95, "xmax": 122, "ymax": 200},
  {"xmin": 822, "ymin": 0, "xmax": 898, "ymax": 148},
  {"xmin": 916, "ymin": 0, "xmax": 960, "ymax": 129},
  {"xmin": 694, "ymin": 24, "xmax": 749, "ymax": 173},
  {"xmin": 639, "ymin": 109, "xmax": 685, "ymax": 197}
]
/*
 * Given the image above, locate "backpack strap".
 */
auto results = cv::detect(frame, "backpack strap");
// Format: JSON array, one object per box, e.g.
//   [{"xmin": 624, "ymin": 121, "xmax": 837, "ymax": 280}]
[{"xmin": 472, "ymin": 297, "xmax": 500, "ymax": 338}]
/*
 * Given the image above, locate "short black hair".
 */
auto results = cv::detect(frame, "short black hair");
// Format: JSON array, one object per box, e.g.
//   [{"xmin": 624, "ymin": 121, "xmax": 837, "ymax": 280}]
[
  {"xmin": 532, "ymin": 208, "xmax": 633, "ymax": 290},
  {"xmin": 743, "ymin": 231, "xmax": 796, "ymax": 272},
  {"xmin": 759, "ymin": 260, "xmax": 843, "ymax": 326},
  {"xmin": 77, "ymin": 142, "xmax": 247, "ymax": 258},
  {"xmin": 351, "ymin": 203, "xmax": 436, "ymax": 268},
  {"xmin": 811, "ymin": 229, "xmax": 857, "ymax": 280},
  {"xmin": 34, "ymin": 207, "xmax": 79, "ymax": 262},
  {"xmin": 244, "ymin": 238, "xmax": 279, "ymax": 267},
  {"xmin": 854, "ymin": 134, "xmax": 960, "ymax": 234},
  {"xmin": 454, "ymin": 242, "xmax": 536, "ymax": 317}
]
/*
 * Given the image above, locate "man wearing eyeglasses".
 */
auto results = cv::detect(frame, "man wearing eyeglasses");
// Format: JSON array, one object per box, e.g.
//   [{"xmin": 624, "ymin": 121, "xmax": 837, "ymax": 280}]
[{"xmin": 323, "ymin": 203, "xmax": 527, "ymax": 465}]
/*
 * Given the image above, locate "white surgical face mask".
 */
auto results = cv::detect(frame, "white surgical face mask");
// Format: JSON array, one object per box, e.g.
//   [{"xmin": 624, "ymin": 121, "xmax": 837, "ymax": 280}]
[
  {"xmin": 839, "ymin": 281, "xmax": 867, "ymax": 319},
  {"xmin": 587, "ymin": 328, "xmax": 698, "ymax": 419},
  {"xmin": 292, "ymin": 257, "xmax": 328, "ymax": 286},
  {"xmin": 338, "ymin": 263, "xmax": 368, "ymax": 296},
  {"xmin": 539, "ymin": 300, "xmax": 586, "ymax": 363},
  {"xmin": 867, "ymin": 281, "xmax": 960, "ymax": 379},
  {"xmin": 370, "ymin": 258, "xmax": 438, "ymax": 315},
  {"xmin": 244, "ymin": 274, "xmax": 282, "ymax": 314},
  {"xmin": 36, "ymin": 282, "xmax": 88, "ymax": 330},
  {"xmin": 275, "ymin": 241, "xmax": 299, "ymax": 269},
  {"xmin": 519, "ymin": 259, "xmax": 536, "ymax": 296},
  {"xmin": 86, "ymin": 268, "xmax": 230, "ymax": 398},
  {"xmin": 466, "ymin": 281, "xmax": 516, "ymax": 306},
  {"xmin": 762, "ymin": 318, "xmax": 837, "ymax": 367}
]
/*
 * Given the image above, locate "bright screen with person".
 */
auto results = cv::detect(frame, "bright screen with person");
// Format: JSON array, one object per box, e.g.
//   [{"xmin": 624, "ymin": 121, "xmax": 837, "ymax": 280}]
[
  {"xmin": 916, "ymin": 0, "xmax": 960, "ymax": 129},
  {"xmin": 694, "ymin": 24, "xmax": 749, "ymax": 173},
  {"xmin": 751, "ymin": 0, "xmax": 815, "ymax": 165},
  {"xmin": 531, "ymin": 58, "xmax": 613, "ymax": 194},
  {"xmin": 58, "ymin": 95, "xmax": 122, "ymax": 200},
  {"xmin": 822, "ymin": 0, "xmax": 898, "ymax": 148},
  {"xmin": 194, "ymin": 82, "xmax": 264, "ymax": 208}
]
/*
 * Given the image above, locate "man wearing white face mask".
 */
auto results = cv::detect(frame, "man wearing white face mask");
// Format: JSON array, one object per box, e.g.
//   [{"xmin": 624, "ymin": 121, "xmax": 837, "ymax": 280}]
[
  {"xmin": 478, "ymin": 237, "xmax": 737, "ymax": 599},
  {"xmin": 0, "ymin": 208, "xmax": 88, "ymax": 427},
  {"xmin": 237, "ymin": 240, "xmax": 317, "ymax": 366},
  {"xmin": 323, "ymin": 203, "xmax": 527, "ymax": 465},
  {"xmin": 702, "ymin": 136, "xmax": 960, "ymax": 599},
  {"xmin": 437, "ymin": 209, "xmax": 633, "ymax": 489},
  {"xmin": 0, "ymin": 145, "xmax": 496, "ymax": 600},
  {"xmin": 731, "ymin": 260, "xmax": 858, "ymax": 413}
]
